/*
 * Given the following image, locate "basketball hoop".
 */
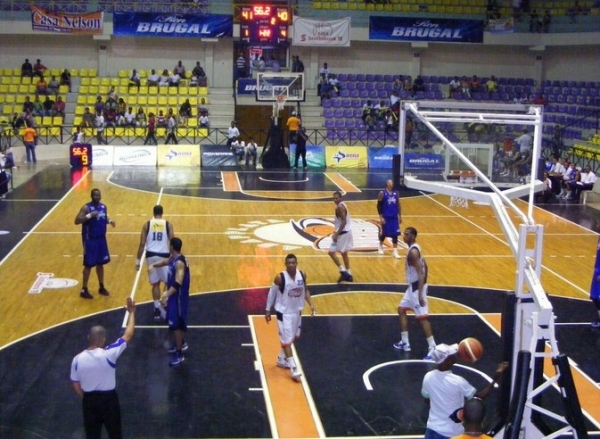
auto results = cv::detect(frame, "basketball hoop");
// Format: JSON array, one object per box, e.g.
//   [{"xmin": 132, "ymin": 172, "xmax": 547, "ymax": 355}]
[
  {"xmin": 449, "ymin": 196, "xmax": 469, "ymax": 209},
  {"xmin": 276, "ymin": 95, "xmax": 287, "ymax": 112}
]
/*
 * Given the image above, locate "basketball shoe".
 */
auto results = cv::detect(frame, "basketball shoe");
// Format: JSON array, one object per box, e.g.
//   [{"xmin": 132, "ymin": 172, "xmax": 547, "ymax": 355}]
[{"xmin": 393, "ymin": 341, "xmax": 411, "ymax": 351}]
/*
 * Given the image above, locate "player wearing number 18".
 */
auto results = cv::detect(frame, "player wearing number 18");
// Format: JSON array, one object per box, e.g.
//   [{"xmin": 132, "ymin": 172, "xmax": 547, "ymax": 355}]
[{"xmin": 136, "ymin": 205, "xmax": 174, "ymax": 322}]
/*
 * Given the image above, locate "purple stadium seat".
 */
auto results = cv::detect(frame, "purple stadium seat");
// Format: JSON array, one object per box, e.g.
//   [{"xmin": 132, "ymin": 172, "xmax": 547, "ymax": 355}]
[
  {"xmin": 345, "ymin": 119, "xmax": 356, "ymax": 129},
  {"xmin": 333, "ymin": 108, "xmax": 344, "ymax": 118},
  {"xmin": 337, "ymin": 130, "xmax": 348, "ymax": 140},
  {"xmin": 581, "ymin": 88, "xmax": 589, "ymax": 96},
  {"xmin": 556, "ymin": 95, "xmax": 566, "ymax": 103},
  {"xmin": 356, "ymin": 74, "xmax": 366, "ymax": 82},
  {"xmin": 384, "ymin": 75, "xmax": 393, "ymax": 82},
  {"xmin": 375, "ymin": 82, "xmax": 385, "ymax": 91},
  {"xmin": 359, "ymin": 89, "xmax": 369, "ymax": 98},
  {"xmin": 434, "ymin": 91, "xmax": 444, "ymax": 100},
  {"xmin": 332, "ymin": 99, "xmax": 342, "ymax": 108},
  {"xmin": 430, "ymin": 76, "xmax": 439, "ymax": 83},
  {"xmin": 366, "ymin": 74, "xmax": 375, "ymax": 82},
  {"xmin": 346, "ymin": 81, "xmax": 356, "ymax": 90},
  {"xmin": 453, "ymin": 92, "xmax": 463, "ymax": 100},
  {"xmin": 343, "ymin": 108, "xmax": 353, "ymax": 118},
  {"xmin": 507, "ymin": 78, "xmax": 516, "ymax": 85},
  {"xmin": 356, "ymin": 82, "xmax": 365, "ymax": 91},
  {"xmin": 339, "ymin": 89, "xmax": 350, "ymax": 98},
  {"xmin": 378, "ymin": 90, "xmax": 388, "ymax": 99},
  {"xmin": 337, "ymin": 73, "xmax": 347, "ymax": 81},
  {"xmin": 504, "ymin": 85, "xmax": 514, "ymax": 94},
  {"xmin": 525, "ymin": 78, "xmax": 535, "ymax": 86},
  {"xmin": 426, "ymin": 91, "xmax": 435, "ymax": 100},
  {"xmin": 325, "ymin": 119, "xmax": 335, "ymax": 129},
  {"xmin": 342, "ymin": 99, "xmax": 352, "ymax": 108},
  {"xmin": 438, "ymin": 76, "xmax": 448, "ymax": 84},
  {"xmin": 516, "ymin": 78, "xmax": 525, "ymax": 86},
  {"xmin": 351, "ymin": 99, "xmax": 361, "ymax": 108},
  {"xmin": 350, "ymin": 89, "xmax": 360, "ymax": 98},
  {"xmin": 384, "ymin": 83, "xmax": 393, "ymax": 92},
  {"xmin": 322, "ymin": 99, "xmax": 332, "ymax": 108},
  {"xmin": 514, "ymin": 85, "xmax": 523, "ymax": 94},
  {"xmin": 589, "ymin": 88, "xmax": 599, "ymax": 98},
  {"xmin": 491, "ymin": 93, "xmax": 500, "ymax": 101},
  {"xmin": 353, "ymin": 109, "xmax": 362, "ymax": 118},
  {"xmin": 570, "ymin": 88, "xmax": 580, "ymax": 96},
  {"xmin": 498, "ymin": 77, "xmax": 507, "ymax": 85},
  {"xmin": 347, "ymin": 74, "xmax": 356, "ymax": 81},
  {"xmin": 327, "ymin": 130, "xmax": 337, "ymax": 140},
  {"xmin": 541, "ymin": 80, "xmax": 551, "ymax": 87},
  {"xmin": 323, "ymin": 108, "xmax": 334, "ymax": 118},
  {"xmin": 365, "ymin": 82, "xmax": 375, "ymax": 91},
  {"xmin": 500, "ymin": 93, "xmax": 510, "ymax": 102},
  {"xmin": 335, "ymin": 119, "xmax": 345, "ymax": 129},
  {"xmin": 421, "ymin": 76, "xmax": 430, "ymax": 83},
  {"xmin": 369, "ymin": 90, "xmax": 378, "ymax": 98},
  {"xmin": 374, "ymin": 74, "xmax": 383, "ymax": 82}
]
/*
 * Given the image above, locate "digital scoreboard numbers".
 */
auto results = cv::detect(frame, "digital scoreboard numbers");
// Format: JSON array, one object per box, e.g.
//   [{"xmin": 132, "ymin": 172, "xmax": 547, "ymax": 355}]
[
  {"xmin": 70, "ymin": 144, "xmax": 92, "ymax": 168},
  {"xmin": 240, "ymin": 5, "xmax": 288, "ymax": 44}
]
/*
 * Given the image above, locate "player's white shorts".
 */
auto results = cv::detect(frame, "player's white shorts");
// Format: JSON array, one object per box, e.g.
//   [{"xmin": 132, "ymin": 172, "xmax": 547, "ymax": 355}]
[
  {"xmin": 330, "ymin": 231, "xmax": 354, "ymax": 253},
  {"xmin": 277, "ymin": 311, "xmax": 302, "ymax": 346},
  {"xmin": 147, "ymin": 255, "xmax": 168, "ymax": 285},
  {"xmin": 399, "ymin": 283, "xmax": 429, "ymax": 319}
]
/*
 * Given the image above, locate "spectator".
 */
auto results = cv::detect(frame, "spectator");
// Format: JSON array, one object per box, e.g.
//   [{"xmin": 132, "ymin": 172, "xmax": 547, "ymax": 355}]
[
  {"xmin": 21, "ymin": 58, "xmax": 33, "ymax": 78},
  {"xmin": 362, "ymin": 100, "xmax": 373, "ymax": 122},
  {"xmin": 365, "ymin": 110, "xmax": 377, "ymax": 131},
  {"xmin": 60, "ymin": 68, "xmax": 72, "ymax": 92},
  {"xmin": 144, "ymin": 112, "xmax": 158, "ymax": 145},
  {"xmin": 156, "ymin": 110, "xmax": 167, "ymax": 128},
  {"xmin": 448, "ymin": 76, "xmax": 461, "ymax": 98},
  {"xmin": 82, "ymin": 107, "xmax": 95, "ymax": 128},
  {"xmin": 198, "ymin": 111, "xmax": 210, "ymax": 128},
  {"xmin": 374, "ymin": 100, "xmax": 389, "ymax": 120},
  {"xmin": 169, "ymin": 71, "xmax": 180, "ymax": 88},
  {"xmin": 94, "ymin": 96, "xmax": 105, "ymax": 115},
  {"xmin": 105, "ymin": 95, "xmax": 118, "ymax": 112},
  {"xmin": 73, "ymin": 126, "xmax": 84, "ymax": 144},
  {"xmin": 485, "ymin": 75, "xmax": 498, "ymax": 93},
  {"xmin": 107, "ymin": 86, "xmax": 118, "ymax": 101},
  {"xmin": 22, "ymin": 96, "xmax": 34, "ymax": 114},
  {"xmin": 32, "ymin": 95, "xmax": 44, "ymax": 117},
  {"xmin": 256, "ymin": 56, "xmax": 266, "ymax": 72},
  {"xmin": 165, "ymin": 110, "xmax": 178, "ymax": 144},
  {"xmin": 22, "ymin": 121, "xmax": 37, "ymax": 163},
  {"xmin": 47, "ymin": 75, "xmax": 59, "ymax": 96},
  {"xmin": 529, "ymin": 9, "xmax": 539, "ymax": 32},
  {"xmin": 11, "ymin": 112, "xmax": 26, "ymax": 134},
  {"xmin": 159, "ymin": 69, "xmax": 170, "ymax": 87},
  {"xmin": 567, "ymin": 165, "xmax": 597, "ymax": 202},
  {"xmin": 295, "ymin": 55, "xmax": 305, "ymax": 73},
  {"xmin": 147, "ymin": 69, "xmax": 160, "ymax": 87},
  {"xmin": 174, "ymin": 60, "xmax": 187, "ymax": 79},
  {"xmin": 231, "ymin": 138, "xmax": 245, "ymax": 161},
  {"xmin": 412, "ymin": 75, "xmax": 425, "ymax": 93},
  {"xmin": 129, "ymin": 69, "xmax": 141, "ymax": 91},
  {"xmin": 568, "ymin": 0, "xmax": 583, "ymax": 23},
  {"xmin": 105, "ymin": 108, "xmax": 118, "ymax": 128},
  {"xmin": 470, "ymin": 75, "xmax": 481, "ymax": 94},
  {"xmin": 271, "ymin": 56, "xmax": 281, "ymax": 73},
  {"xmin": 390, "ymin": 90, "xmax": 400, "ymax": 109},
  {"xmin": 236, "ymin": 52, "xmax": 246, "ymax": 79},
  {"xmin": 52, "ymin": 96, "xmax": 66, "ymax": 119},
  {"xmin": 460, "ymin": 76, "xmax": 471, "ymax": 98},
  {"xmin": 538, "ymin": 171, "xmax": 553, "ymax": 203},
  {"xmin": 245, "ymin": 137, "xmax": 258, "ymax": 166},
  {"xmin": 35, "ymin": 77, "xmax": 49, "ymax": 96},
  {"xmin": 540, "ymin": 10, "xmax": 551, "ymax": 33},
  {"xmin": 320, "ymin": 62, "xmax": 330, "ymax": 79},
  {"xmin": 32, "ymin": 59, "xmax": 47, "ymax": 80},
  {"xmin": 117, "ymin": 98, "xmax": 127, "ymax": 116},
  {"xmin": 286, "ymin": 111, "xmax": 301, "ymax": 146},
  {"xmin": 121, "ymin": 107, "xmax": 136, "ymax": 127},
  {"xmin": 191, "ymin": 62, "xmax": 207, "ymax": 86},
  {"xmin": 95, "ymin": 111, "xmax": 107, "ymax": 144},
  {"xmin": 227, "ymin": 120, "xmax": 240, "ymax": 147},
  {"xmin": 136, "ymin": 107, "xmax": 147, "ymax": 127},
  {"xmin": 179, "ymin": 99, "xmax": 192, "ymax": 118},
  {"xmin": 42, "ymin": 96, "xmax": 54, "ymax": 116},
  {"xmin": 533, "ymin": 93, "xmax": 547, "ymax": 105}
]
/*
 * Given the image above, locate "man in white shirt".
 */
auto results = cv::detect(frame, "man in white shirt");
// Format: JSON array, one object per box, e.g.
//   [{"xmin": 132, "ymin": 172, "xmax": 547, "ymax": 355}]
[
  {"xmin": 169, "ymin": 72, "xmax": 180, "ymax": 88},
  {"xmin": 390, "ymin": 91, "xmax": 400, "ymax": 108},
  {"xmin": 121, "ymin": 107, "xmax": 136, "ymax": 127},
  {"xmin": 568, "ymin": 166, "xmax": 597, "ymax": 201},
  {"xmin": 227, "ymin": 120, "xmax": 240, "ymax": 147},
  {"xmin": 95, "ymin": 112, "xmax": 107, "ymax": 145},
  {"xmin": 548, "ymin": 155, "xmax": 566, "ymax": 196},
  {"xmin": 245, "ymin": 137, "xmax": 258, "ymax": 166},
  {"xmin": 147, "ymin": 69, "xmax": 160, "ymax": 87},
  {"xmin": 448, "ymin": 76, "xmax": 461, "ymax": 98},
  {"xmin": 231, "ymin": 139, "xmax": 245, "ymax": 161},
  {"xmin": 319, "ymin": 62, "xmax": 330, "ymax": 79},
  {"xmin": 513, "ymin": 129, "xmax": 533, "ymax": 154}
]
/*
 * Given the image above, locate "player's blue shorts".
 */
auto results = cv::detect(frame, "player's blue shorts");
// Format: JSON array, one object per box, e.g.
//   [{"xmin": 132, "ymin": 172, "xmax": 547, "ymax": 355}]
[
  {"xmin": 167, "ymin": 292, "xmax": 189, "ymax": 331},
  {"xmin": 83, "ymin": 237, "xmax": 110, "ymax": 267},
  {"xmin": 381, "ymin": 216, "xmax": 400, "ymax": 238}
]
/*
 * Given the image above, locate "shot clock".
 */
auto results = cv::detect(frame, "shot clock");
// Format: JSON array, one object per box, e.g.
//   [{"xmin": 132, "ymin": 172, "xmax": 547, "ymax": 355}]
[
  {"xmin": 70, "ymin": 144, "xmax": 92, "ymax": 168},
  {"xmin": 240, "ymin": 5, "xmax": 289, "ymax": 44}
]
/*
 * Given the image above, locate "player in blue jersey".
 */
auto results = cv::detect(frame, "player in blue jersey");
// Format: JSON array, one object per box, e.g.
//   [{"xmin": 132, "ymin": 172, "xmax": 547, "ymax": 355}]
[
  {"xmin": 74, "ymin": 188, "xmax": 116, "ymax": 299},
  {"xmin": 377, "ymin": 179, "xmax": 402, "ymax": 259},
  {"xmin": 589, "ymin": 222, "xmax": 600, "ymax": 328},
  {"xmin": 150, "ymin": 237, "xmax": 191, "ymax": 366}
]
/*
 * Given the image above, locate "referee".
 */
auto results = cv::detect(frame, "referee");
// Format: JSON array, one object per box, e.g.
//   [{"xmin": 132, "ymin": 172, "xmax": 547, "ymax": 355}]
[{"xmin": 70, "ymin": 298, "xmax": 136, "ymax": 439}]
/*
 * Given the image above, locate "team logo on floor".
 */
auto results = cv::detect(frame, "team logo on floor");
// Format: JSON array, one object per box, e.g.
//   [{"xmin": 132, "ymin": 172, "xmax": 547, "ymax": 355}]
[{"xmin": 28, "ymin": 272, "xmax": 78, "ymax": 294}]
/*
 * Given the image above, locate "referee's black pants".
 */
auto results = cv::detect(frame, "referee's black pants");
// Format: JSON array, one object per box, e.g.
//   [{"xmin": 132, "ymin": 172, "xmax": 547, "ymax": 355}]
[{"xmin": 82, "ymin": 390, "xmax": 122, "ymax": 439}]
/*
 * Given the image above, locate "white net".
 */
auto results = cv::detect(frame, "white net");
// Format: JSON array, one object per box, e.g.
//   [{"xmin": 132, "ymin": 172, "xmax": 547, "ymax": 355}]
[{"xmin": 449, "ymin": 196, "xmax": 469, "ymax": 209}]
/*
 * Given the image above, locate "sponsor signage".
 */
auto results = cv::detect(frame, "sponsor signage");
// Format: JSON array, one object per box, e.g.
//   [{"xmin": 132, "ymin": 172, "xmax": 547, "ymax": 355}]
[
  {"xmin": 201, "ymin": 145, "xmax": 238, "ymax": 167},
  {"xmin": 488, "ymin": 17, "xmax": 514, "ymax": 34},
  {"xmin": 405, "ymin": 153, "xmax": 445, "ymax": 169},
  {"xmin": 158, "ymin": 144, "xmax": 201, "ymax": 167},
  {"xmin": 368, "ymin": 145, "xmax": 397, "ymax": 169},
  {"xmin": 369, "ymin": 16, "xmax": 484, "ymax": 43},
  {"xmin": 292, "ymin": 17, "xmax": 351, "ymax": 47},
  {"xmin": 113, "ymin": 146, "xmax": 157, "ymax": 166},
  {"xmin": 289, "ymin": 144, "xmax": 326, "ymax": 168},
  {"xmin": 325, "ymin": 146, "xmax": 368, "ymax": 168},
  {"xmin": 114, "ymin": 12, "xmax": 233, "ymax": 38},
  {"xmin": 31, "ymin": 5, "xmax": 104, "ymax": 35},
  {"xmin": 91, "ymin": 145, "xmax": 114, "ymax": 166},
  {"xmin": 237, "ymin": 77, "xmax": 295, "ymax": 95}
]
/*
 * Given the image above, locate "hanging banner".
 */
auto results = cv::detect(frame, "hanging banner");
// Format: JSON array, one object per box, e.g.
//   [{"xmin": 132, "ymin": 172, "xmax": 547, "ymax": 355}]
[
  {"xmin": 31, "ymin": 5, "xmax": 104, "ymax": 35},
  {"xmin": 369, "ymin": 16, "xmax": 484, "ymax": 43},
  {"xmin": 114, "ymin": 12, "xmax": 233, "ymax": 38},
  {"xmin": 488, "ymin": 17, "xmax": 515, "ymax": 34},
  {"xmin": 293, "ymin": 17, "xmax": 351, "ymax": 47}
]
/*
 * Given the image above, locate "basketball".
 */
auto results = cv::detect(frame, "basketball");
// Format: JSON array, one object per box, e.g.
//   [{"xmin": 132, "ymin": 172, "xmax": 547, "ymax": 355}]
[{"xmin": 458, "ymin": 337, "xmax": 483, "ymax": 363}]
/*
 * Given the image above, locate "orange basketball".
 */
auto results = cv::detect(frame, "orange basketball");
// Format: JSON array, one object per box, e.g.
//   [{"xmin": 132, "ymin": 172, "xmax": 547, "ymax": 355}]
[{"xmin": 458, "ymin": 337, "xmax": 483, "ymax": 363}]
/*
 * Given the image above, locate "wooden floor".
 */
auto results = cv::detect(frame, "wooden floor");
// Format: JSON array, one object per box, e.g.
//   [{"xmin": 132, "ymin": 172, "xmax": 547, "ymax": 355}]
[{"xmin": 1, "ymin": 163, "xmax": 599, "ymax": 438}]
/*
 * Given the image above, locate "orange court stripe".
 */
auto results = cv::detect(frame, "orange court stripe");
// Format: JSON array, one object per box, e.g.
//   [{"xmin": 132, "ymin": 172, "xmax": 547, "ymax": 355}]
[
  {"xmin": 481, "ymin": 313, "xmax": 600, "ymax": 426},
  {"xmin": 325, "ymin": 172, "xmax": 362, "ymax": 193},
  {"xmin": 252, "ymin": 316, "xmax": 321, "ymax": 438},
  {"xmin": 222, "ymin": 171, "xmax": 241, "ymax": 192}
]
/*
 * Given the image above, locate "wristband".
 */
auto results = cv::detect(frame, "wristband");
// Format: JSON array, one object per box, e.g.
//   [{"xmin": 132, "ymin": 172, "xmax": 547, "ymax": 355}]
[
  {"xmin": 85, "ymin": 213, "xmax": 92, "ymax": 219},
  {"xmin": 173, "ymin": 281, "xmax": 181, "ymax": 290}
]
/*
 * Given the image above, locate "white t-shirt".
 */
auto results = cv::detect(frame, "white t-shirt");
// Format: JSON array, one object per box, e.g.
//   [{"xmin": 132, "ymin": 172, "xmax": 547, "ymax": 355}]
[
  {"xmin": 422, "ymin": 369, "xmax": 477, "ymax": 437},
  {"xmin": 514, "ymin": 133, "xmax": 532, "ymax": 153},
  {"xmin": 70, "ymin": 339, "xmax": 128, "ymax": 392}
]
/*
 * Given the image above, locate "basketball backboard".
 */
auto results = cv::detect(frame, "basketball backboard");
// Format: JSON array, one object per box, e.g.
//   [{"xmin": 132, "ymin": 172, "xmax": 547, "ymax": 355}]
[{"xmin": 255, "ymin": 72, "xmax": 305, "ymax": 102}]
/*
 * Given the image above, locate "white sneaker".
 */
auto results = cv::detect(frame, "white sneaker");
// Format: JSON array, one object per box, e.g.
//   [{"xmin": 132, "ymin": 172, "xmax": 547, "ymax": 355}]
[
  {"xmin": 424, "ymin": 347, "xmax": 435, "ymax": 361},
  {"xmin": 393, "ymin": 250, "xmax": 400, "ymax": 259},
  {"xmin": 291, "ymin": 367, "xmax": 302, "ymax": 382},
  {"xmin": 393, "ymin": 341, "xmax": 411, "ymax": 351},
  {"xmin": 378, "ymin": 246, "xmax": 384, "ymax": 255},
  {"xmin": 276, "ymin": 356, "xmax": 290, "ymax": 369}
]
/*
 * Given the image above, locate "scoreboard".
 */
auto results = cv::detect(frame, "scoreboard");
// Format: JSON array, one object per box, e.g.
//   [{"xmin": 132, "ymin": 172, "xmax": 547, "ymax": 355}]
[
  {"xmin": 70, "ymin": 144, "xmax": 92, "ymax": 168},
  {"xmin": 240, "ymin": 5, "xmax": 289, "ymax": 44}
]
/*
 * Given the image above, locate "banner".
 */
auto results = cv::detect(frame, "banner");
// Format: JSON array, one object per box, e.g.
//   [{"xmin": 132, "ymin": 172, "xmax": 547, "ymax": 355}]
[
  {"xmin": 31, "ymin": 6, "xmax": 104, "ymax": 35},
  {"xmin": 201, "ymin": 145, "xmax": 238, "ymax": 167},
  {"xmin": 289, "ymin": 144, "xmax": 326, "ymax": 168},
  {"xmin": 114, "ymin": 12, "xmax": 233, "ymax": 38},
  {"xmin": 113, "ymin": 146, "xmax": 157, "ymax": 166},
  {"xmin": 91, "ymin": 145, "xmax": 114, "ymax": 166},
  {"xmin": 325, "ymin": 146, "xmax": 368, "ymax": 168},
  {"xmin": 405, "ymin": 153, "xmax": 445, "ymax": 169},
  {"xmin": 293, "ymin": 17, "xmax": 351, "ymax": 47},
  {"xmin": 368, "ymin": 145, "xmax": 397, "ymax": 169},
  {"xmin": 488, "ymin": 17, "xmax": 514, "ymax": 34},
  {"xmin": 369, "ymin": 16, "xmax": 484, "ymax": 43},
  {"xmin": 158, "ymin": 144, "xmax": 201, "ymax": 167}
]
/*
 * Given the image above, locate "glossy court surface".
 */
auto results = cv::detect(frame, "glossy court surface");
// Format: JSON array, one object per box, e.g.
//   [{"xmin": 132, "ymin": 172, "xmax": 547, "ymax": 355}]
[{"xmin": 0, "ymin": 165, "xmax": 599, "ymax": 438}]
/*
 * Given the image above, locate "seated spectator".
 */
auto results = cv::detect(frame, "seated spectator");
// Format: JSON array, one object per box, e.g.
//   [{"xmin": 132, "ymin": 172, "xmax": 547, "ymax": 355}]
[
  {"xmin": 32, "ymin": 95, "xmax": 44, "ymax": 117},
  {"xmin": 271, "ymin": 56, "xmax": 281, "ymax": 73},
  {"xmin": 159, "ymin": 69, "xmax": 170, "ymax": 87},
  {"xmin": 319, "ymin": 77, "xmax": 333, "ymax": 102},
  {"xmin": 48, "ymin": 76, "xmax": 60, "ymax": 95},
  {"xmin": 105, "ymin": 96, "xmax": 118, "ymax": 112},
  {"xmin": 255, "ymin": 56, "xmax": 266, "ymax": 73},
  {"xmin": 533, "ymin": 93, "xmax": 547, "ymax": 105},
  {"xmin": 538, "ymin": 172, "xmax": 553, "ymax": 203},
  {"xmin": 514, "ymin": 128, "xmax": 532, "ymax": 154},
  {"xmin": 568, "ymin": 165, "xmax": 596, "ymax": 201},
  {"xmin": 197, "ymin": 98, "xmax": 209, "ymax": 117},
  {"xmin": 174, "ymin": 61, "xmax": 186, "ymax": 79},
  {"xmin": 412, "ymin": 75, "xmax": 425, "ymax": 93},
  {"xmin": 486, "ymin": 75, "xmax": 498, "ymax": 93},
  {"xmin": 245, "ymin": 137, "xmax": 258, "ymax": 166},
  {"xmin": 108, "ymin": 86, "xmax": 118, "ymax": 101},
  {"xmin": 191, "ymin": 62, "xmax": 207, "ymax": 86},
  {"xmin": 82, "ymin": 107, "xmax": 95, "ymax": 128},
  {"xmin": 513, "ymin": 92, "xmax": 526, "ymax": 104},
  {"xmin": 179, "ymin": 99, "xmax": 192, "ymax": 118},
  {"xmin": 156, "ymin": 110, "xmax": 167, "ymax": 127},
  {"xmin": 365, "ymin": 110, "xmax": 377, "ymax": 131},
  {"xmin": 390, "ymin": 90, "xmax": 400, "ymax": 109},
  {"xmin": 136, "ymin": 107, "xmax": 147, "ymax": 127},
  {"xmin": 42, "ymin": 96, "xmax": 54, "ymax": 116},
  {"xmin": 11, "ymin": 112, "xmax": 26, "ymax": 134},
  {"xmin": 460, "ymin": 76, "xmax": 471, "ymax": 98},
  {"xmin": 393, "ymin": 77, "xmax": 403, "ymax": 94},
  {"xmin": 94, "ymin": 96, "xmax": 105, "ymax": 115},
  {"xmin": 120, "ymin": 107, "xmax": 136, "ymax": 127},
  {"xmin": 52, "ymin": 96, "xmax": 66, "ymax": 119},
  {"xmin": 470, "ymin": 75, "xmax": 481, "ymax": 94},
  {"xmin": 35, "ymin": 78, "xmax": 49, "ymax": 96},
  {"xmin": 147, "ymin": 69, "xmax": 160, "ymax": 87},
  {"xmin": 33, "ymin": 59, "xmax": 47, "ymax": 80},
  {"xmin": 22, "ymin": 96, "xmax": 34, "ymax": 114},
  {"xmin": 105, "ymin": 107, "xmax": 118, "ymax": 128},
  {"xmin": 559, "ymin": 163, "xmax": 578, "ymax": 199},
  {"xmin": 403, "ymin": 75, "xmax": 413, "ymax": 93},
  {"xmin": 362, "ymin": 100, "xmax": 373, "ymax": 122},
  {"xmin": 21, "ymin": 58, "xmax": 33, "ymax": 78},
  {"xmin": 60, "ymin": 69, "xmax": 72, "ymax": 92},
  {"xmin": 499, "ymin": 145, "xmax": 520, "ymax": 176},
  {"xmin": 540, "ymin": 10, "xmax": 551, "ymax": 33},
  {"xmin": 169, "ymin": 71, "xmax": 180, "ymax": 88},
  {"xmin": 117, "ymin": 97, "xmax": 127, "ymax": 116},
  {"xmin": 129, "ymin": 69, "xmax": 141, "ymax": 91},
  {"xmin": 374, "ymin": 100, "xmax": 389, "ymax": 120},
  {"xmin": 547, "ymin": 155, "xmax": 565, "ymax": 195},
  {"xmin": 328, "ymin": 74, "xmax": 340, "ymax": 94},
  {"xmin": 198, "ymin": 112, "xmax": 210, "ymax": 128},
  {"xmin": 448, "ymin": 76, "xmax": 461, "ymax": 98},
  {"xmin": 231, "ymin": 138, "xmax": 245, "ymax": 161}
]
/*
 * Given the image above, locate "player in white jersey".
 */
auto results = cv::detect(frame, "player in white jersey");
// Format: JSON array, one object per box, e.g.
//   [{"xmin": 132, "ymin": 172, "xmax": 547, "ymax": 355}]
[
  {"xmin": 265, "ymin": 254, "xmax": 316, "ymax": 382},
  {"xmin": 393, "ymin": 227, "xmax": 437, "ymax": 359},
  {"xmin": 328, "ymin": 191, "xmax": 354, "ymax": 282},
  {"xmin": 136, "ymin": 205, "xmax": 174, "ymax": 321}
]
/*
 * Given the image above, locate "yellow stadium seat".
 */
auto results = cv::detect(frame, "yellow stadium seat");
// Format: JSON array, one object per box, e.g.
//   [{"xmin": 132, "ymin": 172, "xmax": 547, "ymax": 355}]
[
  {"xmin": 70, "ymin": 68, "xmax": 79, "ymax": 77},
  {"xmin": 11, "ymin": 77, "xmax": 20, "ymax": 85},
  {"xmin": 168, "ymin": 87, "xmax": 178, "ymax": 96},
  {"xmin": 1, "ymin": 77, "xmax": 10, "ymax": 85},
  {"xmin": 73, "ymin": 116, "xmax": 82, "ymax": 127},
  {"xmin": 156, "ymin": 127, "xmax": 166, "ymax": 137},
  {"xmin": 51, "ymin": 68, "xmax": 60, "ymax": 77},
  {"xmin": 158, "ymin": 96, "xmax": 168, "ymax": 106},
  {"xmin": 338, "ymin": 2, "xmax": 348, "ymax": 9},
  {"xmin": 79, "ymin": 69, "xmax": 88, "ymax": 78},
  {"xmin": 18, "ymin": 84, "xmax": 29, "ymax": 94},
  {"xmin": 189, "ymin": 96, "xmax": 198, "ymax": 106},
  {"xmin": 139, "ymin": 86, "xmax": 149, "ymax": 94},
  {"xmin": 12, "ymin": 68, "xmax": 20, "ymax": 76},
  {"xmin": 198, "ymin": 87, "xmax": 208, "ymax": 95},
  {"xmin": 100, "ymin": 78, "xmax": 110, "ymax": 86},
  {"xmin": 147, "ymin": 86, "xmax": 157, "ymax": 95},
  {"xmin": 159, "ymin": 87, "xmax": 168, "ymax": 96},
  {"xmin": 86, "ymin": 96, "xmax": 96, "ymax": 105},
  {"xmin": 167, "ymin": 96, "xmax": 178, "ymax": 106},
  {"xmin": 8, "ymin": 85, "xmax": 18, "ymax": 94},
  {"xmin": 188, "ymin": 118, "xmax": 198, "ymax": 127},
  {"xmin": 16, "ymin": 95, "xmax": 25, "ymax": 104},
  {"xmin": 349, "ymin": 2, "xmax": 357, "ymax": 9},
  {"xmin": 187, "ymin": 87, "xmax": 198, "ymax": 96},
  {"xmin": 53, "ymin": 116, "xmax": 63, "ymax": 126},
  {"xmin": 99, "ymin": 85, "xmax": 109, "ymax": 95},
  {"xmin": 118, "ymin": 70, "xmax": 128, "ymax": 78},
  {"xmin": 110, "ymin": 78, "xmax": 119, "ymax": 87},
  {"xmin": 4, "ymin": 94, "xmax": 15, "ymax": 104},
  {"xmin": 41, "ymin": 116, "xmax": 53, "ymax": 126},
  {"xmin": 139, "ymin": 70, "xmax": 147, "ymax": 78},
  {"xmin": 177, "ymin": 128, "xmax": 188, "ymax": 138},
  {"xmin": 89, "ymin": 85, "xmax": 99, "ymax": 95},
  {"xmin": 0, "ymin": 95, "xmax": 5, "ymax": 104},
  {"xmin": 79, "ymin": 85, "xmax": 89, "ymax": 94},
  {"xmin": 148, "ymin": 96, "xmax": 158, "ymax": 106},
  {"xmin": 2, "ymin": 105, "xmax": 13, "ymax": 115},
  {"xmin": 137, "ymin": 96, "xmax": 148, "ymax": 106},
  {"xmin": 90, "ymin": 78, "xmax": 100, "ymax": 86},
  {"xmin": 21, "ymin": 77, "xmax": 32, "ymax": 85},
  {"xmin": 81, "ymin": 77, "xmax": 91, "ymax": 86},
  {"xmin": 129, "ymin": 96, "xmax": 138, "ymax": 105},
  {"xmin": 88, "ymin": 69, "xmax": 97, "ymax": 77},
  {"xmin": 197, "ymin": 128, "xmax": 208, "ymax": 137},
  {"xmin": 146, "ymin": 106, "xmax": 158, "ymax": 116},
  {"xmin": 313, "ymin": 1, "xmax": 322, "ymax": 9},
  {"xmin": 128, "ymin": 87, "xmax": 138, "ymax": 96},
  {"xmin": 179, "ymin": 86, "xmax": 189, "ymax": 95},
  {"xmin": 59, "ymin": 85, "xmax": 69, "ymax": 94},
  {"xmin": 119, "ymin": 78, "xmax": 129, "ymax": 87}
]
